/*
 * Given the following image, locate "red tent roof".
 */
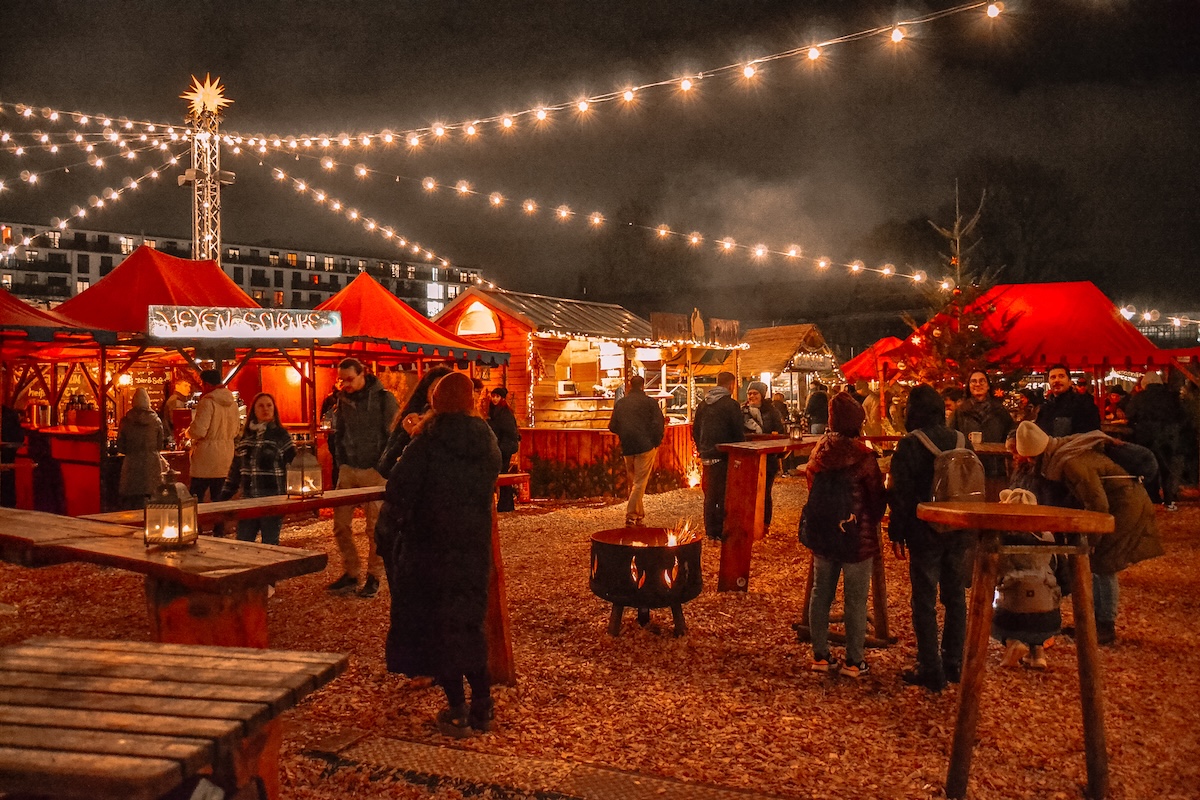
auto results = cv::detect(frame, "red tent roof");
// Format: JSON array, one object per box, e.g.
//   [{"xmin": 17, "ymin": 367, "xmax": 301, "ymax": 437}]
[
  {"xmin": 0, "ymin": 289, "xmax": 114, "ymax": 353},
  {"xmin": 921, "ymin": 281, "xmax": 1166, "ymax": 369},
  {"xmin": 840, "ymin": 336, "xmax": 904, "ymax": 382},
  {"xmin": 55, "ymin": 245, "xmax": 257, "ymax": 334},
  {"xmin": 316, "ymin": 273, "xmax": 509, "ymax": 365}
]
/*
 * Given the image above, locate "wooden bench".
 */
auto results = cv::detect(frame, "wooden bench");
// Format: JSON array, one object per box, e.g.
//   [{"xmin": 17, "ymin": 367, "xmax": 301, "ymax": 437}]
[
  {"xmin": 0, "ymin": 636, "xmax": 346, "ymax": 800},
  {"xmin": 0, "ymin": 507, "xmax": 326, "ymax": 648}
]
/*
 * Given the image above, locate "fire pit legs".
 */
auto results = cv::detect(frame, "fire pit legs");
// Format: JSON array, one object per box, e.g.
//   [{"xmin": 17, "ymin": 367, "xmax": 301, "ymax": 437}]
[{"xmin": 606, "ymin": 603, "xmax": 688, "ymax": 637}]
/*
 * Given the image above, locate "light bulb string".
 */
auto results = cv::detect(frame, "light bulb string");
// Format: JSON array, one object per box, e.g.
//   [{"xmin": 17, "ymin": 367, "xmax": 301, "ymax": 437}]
[
  {"xmin": 0, "ymin": 101, "xmax": 180, "ymax": 134},
  {"xmin": 246, "ymin": 141, "xmax": 934, "ymax": 283},
  {"xmin": 233, "ymin": 150, "xmax": 451, "ymax": 267},
  {"xmin": 220, "ymin": 1, "xmax": 992, "ymax": 146},
  {"xmin": 2, "ymin": 138, "xmax": 179, "ymax": 188}
]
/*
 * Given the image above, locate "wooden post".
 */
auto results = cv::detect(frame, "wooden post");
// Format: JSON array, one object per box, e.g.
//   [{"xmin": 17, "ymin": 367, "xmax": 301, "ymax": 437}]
[
  {"xmin": 1071, "ymin": 552, "xmax": 1110, "ymax": 799},
  {"xmin": 144, "ymin": 577, "xmax": 270, "ymax": 648},
  {"xmin": 717, "ymin": 449, "xmax": 764, "ymax": 592},
  {"xmin": 946, "ymin": 532, "xmax": 1001, "ymax": 800},
  {"xmin": 487, "ymin": 485, "xmax": 516, "ymax": 686}
]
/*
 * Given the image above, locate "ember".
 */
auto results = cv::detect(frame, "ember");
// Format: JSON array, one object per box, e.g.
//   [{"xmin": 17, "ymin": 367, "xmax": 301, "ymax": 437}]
[{"xmin": 589, "ymin": 525, "xmax": 703, "ymax": 637}]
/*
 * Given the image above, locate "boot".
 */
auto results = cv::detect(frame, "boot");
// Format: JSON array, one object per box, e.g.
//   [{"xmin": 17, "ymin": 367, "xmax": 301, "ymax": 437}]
[
  {"xmin": 469, "ymin": 696, "xmax": 495, "ymax": 733},
  {"xmin": 999, "ymin": 640, "xmax": 1028, "ymax": 669},
  {"xmin": 436, "ymin": 704, "xmax": 472, "ymax": 738},
  {"xmin": 1096, "ymin": 621, "xmax": 1117, "ymax": 646}
]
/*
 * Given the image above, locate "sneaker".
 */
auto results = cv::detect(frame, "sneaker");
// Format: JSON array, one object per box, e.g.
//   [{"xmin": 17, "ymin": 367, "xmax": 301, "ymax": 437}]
[
  {"xmin": 1025, "ymin": 644, "xmax": 1048, "ymax": 670},
  {"xmin": 841, "ymin": 661, "xmax": 870, "ymax": 679},
  {"xmin": 810, "ymin": 654, "xmax": 841, "ymax": 673},
  {"xmin": 468, "ymin": 697, "xmax": 495, "ymax": 733},
  {"xmin": 999, "ymin": 640, "xmax": 1029, "ymax": 669},
  {"xmin": 1097, "ymin": 621, "xmax": 1117, "ymax": 646},
  {"xmin": 435, "ymin": 705, "xmax": 473, "ymax": 738},
  {"xmin": 326, "ymin": 573, "xmax": 358, "ymax": 594},
  {"xmin": 1166, "ymin": 502, "xmax": 1179, "ymax": 512},
  {"xmin": 356, "ymin": 575, "xmax": 380, "ymax": 598},
  {"xmin": 901, "ymin": 668, "xmax": 946, "ymax": 693}
]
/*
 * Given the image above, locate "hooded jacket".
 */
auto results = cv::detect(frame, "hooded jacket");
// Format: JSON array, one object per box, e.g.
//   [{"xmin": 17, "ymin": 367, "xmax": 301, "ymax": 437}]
[
  {"xmin": 804, "ymin": 433, "xmax": 886, "ymax": 562},
  {"xmin": 887, "ymin": 384, "xmax": 964, "ymax": 552},
  {"xmin": 609, "ymin": 388, "xmax": 666, "ymax": 456},
  {"xmin": 692, "ymin": 386, "xmax": 745, "ymax": 460},
  {"xmin": 334, "ymin": 374, "xmax": 401, "ymax": 470},
  {"xmin": 116, "ymin": 407, "xmax": 165, "ymax": 497},
  {"xmin": 187, "ymin": 387, "xmax": 241, "ymax": 478}
]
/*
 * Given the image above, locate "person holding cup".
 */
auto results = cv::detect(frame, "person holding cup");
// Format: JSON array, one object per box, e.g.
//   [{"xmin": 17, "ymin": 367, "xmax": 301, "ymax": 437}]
[{"xmin": 948, "ymin": 371, "xmax": 1015, "ymax": 500}]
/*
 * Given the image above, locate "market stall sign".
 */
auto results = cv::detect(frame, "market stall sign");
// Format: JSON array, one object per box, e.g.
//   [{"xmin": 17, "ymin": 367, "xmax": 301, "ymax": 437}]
[{"xmin": 148, "ymin": 305, "xmax": 342, "ymax": 340}]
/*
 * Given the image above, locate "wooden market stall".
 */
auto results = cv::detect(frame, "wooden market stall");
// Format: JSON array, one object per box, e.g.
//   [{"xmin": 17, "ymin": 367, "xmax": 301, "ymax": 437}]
[{"xmin": 724, "ymin": 323, "xmax": 838, "ymax": 418}]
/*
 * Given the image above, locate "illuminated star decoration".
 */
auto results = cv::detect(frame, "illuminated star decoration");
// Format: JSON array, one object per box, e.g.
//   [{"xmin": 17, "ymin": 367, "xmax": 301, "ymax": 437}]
[{"xmin": 181, "ymin": 74, "xmax": 232, "ymax": 118}]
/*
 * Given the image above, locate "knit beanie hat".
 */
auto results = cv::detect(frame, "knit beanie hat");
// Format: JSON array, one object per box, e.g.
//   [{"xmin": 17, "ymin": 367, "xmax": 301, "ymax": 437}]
[
  {"xmin": 432, "ymin": 372, "xmax": 476, "ymax": 414},
  {"xmin": 490, "ymin": 386, "xmax": 508, "ymax": 399},
  {"xmin": 1141, "ymin": 371, "xmax": 1162, "ymax": 387},
  {"xmin": 132, "ymin": 387, "xmax": 151, "ymax": 410},
  {"xmin": 999, "ymin": 487, "xmax": 1038, "ymax": 505},
  {"xmin": 747, "ymin": 381, "xmax": 768, "ymax": 398},
  {"xmin": 1015, "ymin": 421, "xmax": 1050, "ymax": 457},
  {"xmin": 829, "ymin": 391, "xmax": 866, "ymax": 436}
]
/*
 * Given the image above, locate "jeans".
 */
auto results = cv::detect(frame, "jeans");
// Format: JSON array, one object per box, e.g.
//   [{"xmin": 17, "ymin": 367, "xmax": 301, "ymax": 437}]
[
  {"xmin": 701, "ymin": 460, "xmax": 729, "ymax": 540},
  {"xmin": 908, "ymin": 539, "xmax": 970, "ymax": 678},
  {"xmin": 236, "ymin": 515, "xmax": 283, "ymax": 546},
  {"xmin": 439, "ymin": 669, "xmax": 491, "ymax": 710},
  {"xmin": 810, "ymin": 556, "xmax": 873, "ymax": 665},
  {"xmin": 332, "ymin": 465, "xmax": 386, "ymax": 579},
  {"xmin": 1093, "ymin": 572, "xmax": 1120, "ymax": 625},
  {"xmin": 623, "ymin": 448, "xmax": 657, "ymax": 524}
]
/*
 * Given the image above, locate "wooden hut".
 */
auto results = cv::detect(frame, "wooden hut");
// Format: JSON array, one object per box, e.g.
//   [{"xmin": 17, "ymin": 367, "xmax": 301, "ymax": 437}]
[{"xmin": 724, "ymin": 323, "xmax": 837, "ymax": 416}]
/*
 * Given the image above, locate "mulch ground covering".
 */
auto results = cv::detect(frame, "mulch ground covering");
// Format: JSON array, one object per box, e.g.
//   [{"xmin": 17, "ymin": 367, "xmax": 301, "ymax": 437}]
[{"xmin": 2, "ymin": 475, "xmax": 1198, "ymax": 799}]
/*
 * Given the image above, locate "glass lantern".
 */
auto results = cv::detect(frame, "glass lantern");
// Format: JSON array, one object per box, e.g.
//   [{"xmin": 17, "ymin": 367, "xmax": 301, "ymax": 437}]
[
  {"xmin": 287, "ymin": 446, "xmax": 323, "ymax": 498},
  {"xmin": 144, "ymin": 480, "xmax": 199, "ymax": 548}
]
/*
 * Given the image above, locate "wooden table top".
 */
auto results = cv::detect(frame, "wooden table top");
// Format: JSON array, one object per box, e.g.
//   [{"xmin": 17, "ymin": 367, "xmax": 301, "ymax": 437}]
[
  {"xmin": 0, "ymin": 636, "xmax": 346, "ymax": 800},
  {"xmin": 81, "ymin": 485, "xmax": 388, "ymax": 527},
  {"xmin": 719, "ymin": 437, "xmax": 820, "ymax": 455},
  {"xmin": 0, "ymin": 507, "xmax": 327, "ymax": 592},
  {"xmin": 917, "ymin": 501, "xmax": 1115, "ymax": 534}
]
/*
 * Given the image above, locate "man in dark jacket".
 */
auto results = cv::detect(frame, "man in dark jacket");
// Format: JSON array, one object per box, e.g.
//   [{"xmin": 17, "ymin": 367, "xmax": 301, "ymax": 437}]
[
  {"xmin": 805, "ymin": 381, "xmax": 830, "ymax": 434},
  {"xmin": 888, "ymin": 384, "xmax": 971, "ymax": 692},
  {"xmin": 1037, "ymin": 364, "xmax": 1101, "ymax": 438},
  {"xmin": 328, "ymin": 357, "xmax": 400, "ymax": 599},
  {"xmin": 608, "ymin": 375, "xmax": 666, "ymax": 526},
  {"xmin": 488, "ymin": 387, "xmax": 522, "ymax": 512},
  {"xmin": 1126, "ymin": 370, "xmax": 1185, "ymax": 510},
  {"xmin": 692, "ymin": 371, "xmax": 745, "ymax": 541}
]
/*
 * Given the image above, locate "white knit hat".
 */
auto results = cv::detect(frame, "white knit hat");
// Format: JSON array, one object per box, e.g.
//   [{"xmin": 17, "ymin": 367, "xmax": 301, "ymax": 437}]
[
  {"xmin": 1015, "ymin": 420, "xmax": 1049, "ymax": 457},
  {"xmin": 1141, "ymin": 371, "xmax": 1163, "ymax": 387}
]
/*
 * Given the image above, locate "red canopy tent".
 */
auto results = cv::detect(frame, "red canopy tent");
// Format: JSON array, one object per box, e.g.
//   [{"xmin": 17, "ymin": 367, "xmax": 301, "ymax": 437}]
[
  {"xmin": 315, "ymin": 272, "xmax": 508, "ymax": 366},
  {"xmin": 840, "ymin": 336, "xmax": 905, "ymax": 382}
]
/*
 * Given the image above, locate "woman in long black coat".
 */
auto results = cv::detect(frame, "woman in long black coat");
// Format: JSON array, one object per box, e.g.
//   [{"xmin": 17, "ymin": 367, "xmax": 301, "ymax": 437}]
[{"xmin": 384, "ymin": 372, "xmax": 502, "ymax": 737}]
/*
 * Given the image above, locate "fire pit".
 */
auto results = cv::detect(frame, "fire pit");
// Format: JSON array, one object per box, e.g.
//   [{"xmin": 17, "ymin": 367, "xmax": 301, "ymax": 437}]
[{"xmin": 589, "ymin": 526, "xmax": 703, "ymax": 637}]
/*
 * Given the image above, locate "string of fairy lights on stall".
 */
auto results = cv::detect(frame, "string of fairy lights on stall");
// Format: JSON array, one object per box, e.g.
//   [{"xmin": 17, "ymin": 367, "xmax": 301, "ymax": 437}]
[{"xmin": 2, "ymin": 0, "xmax": 1004, "ymax": 288}]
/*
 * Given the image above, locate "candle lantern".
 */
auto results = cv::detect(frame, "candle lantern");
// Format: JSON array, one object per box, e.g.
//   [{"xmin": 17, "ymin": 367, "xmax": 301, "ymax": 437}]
[
  {"xmin": 287, "ymin": 446, "xmax": 323, "ymax": 498},
  {"xmin": 789, "ymin": 423, "xmax": 805, "ymax": 442},
  {"xmin": 144, "ymin": 479, "xmax": 199, "ymax": 548}
]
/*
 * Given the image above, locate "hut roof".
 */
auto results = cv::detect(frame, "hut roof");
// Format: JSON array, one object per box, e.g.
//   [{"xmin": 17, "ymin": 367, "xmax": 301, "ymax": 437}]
[{"xmin": 438, "ymin": 287, "xmax": 656, "ymax": 344}]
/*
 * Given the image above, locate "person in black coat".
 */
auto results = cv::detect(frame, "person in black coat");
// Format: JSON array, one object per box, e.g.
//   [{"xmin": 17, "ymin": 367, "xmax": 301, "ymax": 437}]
[
  {"xmin": 692, "ymin": 371, "xmax": 745, "ymax": 540},
  {"xmin": 888, "ymin": 383, "xmax": 971, "ymax": 693},
  {"xmin": 608, "ymin": 374, "xmax": 666, "ymax": 526},
  {"xmin": 743, "ymin": 380, "xmax": 786, "ymax": 531},
  {"xmin": 805, "ymin": 381, "xmax": 831, "ymax": 434},
  {"xmin": 383, "ymin": 372, "xmax": 503, "ymax": 738},
  {"xmin": 1037, "ymin": 364, "xmax": 1100, "ymax": 437},
  {"xmin": 488, "ymin": 387, "xmax": 521, "ymax": 511},
  {"xmin": 1126, "ymin": 370, "xmax": 1185, "ymax": 509}
]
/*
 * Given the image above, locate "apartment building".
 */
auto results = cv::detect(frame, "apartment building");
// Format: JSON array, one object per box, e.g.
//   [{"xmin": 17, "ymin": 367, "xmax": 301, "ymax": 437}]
[{"xmin": 0, "ymin": 221, "xmax": 485, "ymax": 317}]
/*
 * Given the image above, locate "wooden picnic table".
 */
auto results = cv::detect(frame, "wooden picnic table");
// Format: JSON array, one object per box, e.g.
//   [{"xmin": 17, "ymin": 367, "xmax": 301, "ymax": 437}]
[
  {"xmin": 0, "ymin": 507, "xmax": 326, "ymax": 648},
  {"xmin": 0, "ymin": 636, "xmax": 346, "ymax": 800},
  {"xmin": 81, "ymin": 485, "xmax": 389, "ymax": 527},
  {"xmin": 716, "ymin": 437, "xmax": 819, "ymax": 592},
  {"xmin": 917, "ymin": 501, "xmax": 1115, "ymax": 800}
]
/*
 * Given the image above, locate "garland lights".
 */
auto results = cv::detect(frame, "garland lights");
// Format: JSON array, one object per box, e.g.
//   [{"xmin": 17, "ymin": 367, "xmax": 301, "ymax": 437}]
[{"xmin": 219, "ymin": 2, "xmax": 1003, "ymax": 148}]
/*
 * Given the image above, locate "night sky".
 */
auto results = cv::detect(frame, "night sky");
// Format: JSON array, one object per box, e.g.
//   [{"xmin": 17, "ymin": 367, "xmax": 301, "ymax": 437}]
[{"xmin": 2, "ymin": 0, "xmax": 1198, "ymax": 323}]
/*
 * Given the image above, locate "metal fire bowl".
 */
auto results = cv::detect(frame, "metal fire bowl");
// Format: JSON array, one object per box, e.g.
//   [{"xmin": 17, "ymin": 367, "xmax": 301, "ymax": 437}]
[{"xmin": 589, "ymin": 528, "xmax": 703, "ymax": 609}]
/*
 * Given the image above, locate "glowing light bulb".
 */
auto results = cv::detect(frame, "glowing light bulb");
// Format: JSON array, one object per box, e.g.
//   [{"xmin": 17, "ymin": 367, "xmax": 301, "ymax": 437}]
[
  {"xmin": 817, "ymin": 257, "xmax": 830, "ymax": 269},
  {"xmin": 423, "ymin": 178, "xmax": 436, "ymax": 191},
  {"xmin": 296, "ymin": 181, "xmax": 307, "ymax": 191},
  {"xmin": 383, "ymin": 228, "xmax": 394, "ymax": 238},
  {"xmin": 465, "ymin": 124, "xmax": 477, "ymax": 136},
  {"xmin": 720, "ymin": 237, "xmax": 735, "ymax": 251},
  {"xmin": 786, "ymin": 246, "xmax": 800, "ymax": 258},
  {"xmin": 851, "ymin": 260, "xmax": 865, "ymax": 272},
  {"xmin": 489, "ymin": 192, "xmax": 504, "ymax": 206},
  {"xmin": 433, "ymin": 125, "xmax": 446, "ymax": 137},
  {"xmin": 589, "ymin": 213, "xmax": 604, "ymax": 226},
  {"xmin": 21, "ymin": 108, "xmax": 32, "ymax": 118},
  {"xmin": 272, "ymin": 137, "xmax": 282, "ymax": 147},
  {"xmin": 360, "ymin": 135, "xmax": 371, "ymax": 146},
  {"xmin": 355, "ymin": 164, "xmax": 368, "ymax": 177},
  {"xmin": 314, "ymin": 191, "xmax": 325, "ymax": 201},
  {"xmin": 623, "ymin": 89, "xmax": 635, "ymax": 102},
  {"xmin": 408, "ymin": 134, "xmax": 420, "ymax": 147},
  {"xmin": 523, "ymin": 200, "xmax": 537, "ymax": 214},
  {"xmin": 320, "ymin": 137, "xmax": 330, "ymax": 147},
  {"xmin": 331, "ymin": 201, "xmax": 341, "ymax": 211},
  {"xmin": 680, "ymin": 78, "xmax": 693, "ymax": 91},
  {"xmin": 882, "ymin": 263, "xmax": 895, "ymax": 276},
  {"xmin": 987, "ymin": 2, "xmax": 1003, "ymax": 18},
  {"xmin": 891, "ymin": 27, "xmax": 905, "ymax": 43},
  {"xmin": 365, "ymin": 220, "xmax": 375, "ymax": 230},
  {"xmin": 753, "ymin": 245, "xmax": 767, "ymax": 258},
  {"xmin": 49, "ymin": 112, "xmax": 58, "ymax": 121},
  {"xmin": 913, "ymin": 270, "xmax": 927, "ymax": 283},
  {"xmin": 743, "ymin": 64, "xmax": 757, "ymax": 79},
  {"xmin": 577, "ymin": 100, "xmax": 590, "ymax": 113},
  {"xmin": 322, "ymin": 157, "xmax": 334, "ymax": 169},
  {"xmin": 556, "ymin": 205, "xmax": 572, "ymax": 219},
  {"xmin": 382, "ymin": 132, "xmax": 394, "ymax": 143},
  {"xmin": 412, "ymin": 245, "xmax": 420, "ymax": 253},
  {"xmin": 536, "ymin": 108, "xmax": 547, "ymax": 121},
  {"xmin": 456, "ymin": 180, "xmax": 471, "ymax": 194},
  {"xmin": 1172, "ymin": 317, "xmax": 1182, "ymax": 327},
  {"xmin": 501, "ymin": 116, "xmax": 513, "ymax": 128},
  {"xmin": 688, "ymin": 233, "xmax": 703, "ymax": 245},
  {"xmin": 79, "ymin": 115, "xmax": 89, "ymax": 125},
  {"xmin": 340, "ymin": 136, "xmax": 351, "ymax": 146}
]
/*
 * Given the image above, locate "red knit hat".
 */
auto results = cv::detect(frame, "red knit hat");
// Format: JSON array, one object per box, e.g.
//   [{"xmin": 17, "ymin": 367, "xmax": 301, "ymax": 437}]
[{"xmin": 829, "ymin": 391, "xmax": 866, "ymax": 435}]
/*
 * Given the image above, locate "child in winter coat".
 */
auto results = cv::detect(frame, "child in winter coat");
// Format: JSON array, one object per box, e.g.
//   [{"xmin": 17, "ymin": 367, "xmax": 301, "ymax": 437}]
[
  {"xmin": 800, "ymin": 392, "xmax": 886, "ymax": 678},
  {"xmin": 991, "ymin": 488, "xmax": 1062, "ymax": 670},
  {"xmin": 220, "ymin": 392, "xmax": 296, "ymax": 546}
]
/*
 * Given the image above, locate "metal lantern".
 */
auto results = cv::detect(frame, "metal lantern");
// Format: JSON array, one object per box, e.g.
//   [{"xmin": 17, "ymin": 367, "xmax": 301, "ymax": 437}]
[
  {"xmin": 287, "ymin": 446, "xmax": 323, "ymax": 498},
  {"xmin": 144, "ymin": 480, "xmax": 199, "ymax": 548}
]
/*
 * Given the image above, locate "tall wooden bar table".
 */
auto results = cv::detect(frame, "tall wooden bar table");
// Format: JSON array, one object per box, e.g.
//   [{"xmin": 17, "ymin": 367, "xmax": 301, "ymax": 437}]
[
  {"xmin": 715, "ymin": 437, "xmax": 817, "ymax": 592},
  {"xmin": 917, "ymin": 501, "xmax": 1115, "ymax": 800}
]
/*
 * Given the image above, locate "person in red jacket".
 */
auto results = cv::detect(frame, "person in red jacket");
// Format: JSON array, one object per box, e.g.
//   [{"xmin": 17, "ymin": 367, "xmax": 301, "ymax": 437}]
[{"xmin": 800, "ymin": 392, "xmax": 886, "ymax": 678}]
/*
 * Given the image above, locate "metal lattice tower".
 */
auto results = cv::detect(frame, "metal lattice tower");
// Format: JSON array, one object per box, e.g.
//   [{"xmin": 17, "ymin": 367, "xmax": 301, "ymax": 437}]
[{"xmin": 179, "ymin": 75, "xmax": 234, "ymax": 262}]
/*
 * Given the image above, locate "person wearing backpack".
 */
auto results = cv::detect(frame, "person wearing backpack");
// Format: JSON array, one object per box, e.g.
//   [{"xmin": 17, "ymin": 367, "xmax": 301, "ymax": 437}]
[
  {"xmin": 888, "ymin": 384, "xmax": 975, "ymax": 692},
  {"xmin": 800, "ymin": 392, "xmax": 886, "ymax": 678}
]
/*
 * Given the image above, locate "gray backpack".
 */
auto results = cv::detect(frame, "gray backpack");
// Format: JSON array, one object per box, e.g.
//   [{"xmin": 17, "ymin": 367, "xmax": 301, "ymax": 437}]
[{"xmin": 912, "ymin": 430, "xmax": 986, "ymax": 530}]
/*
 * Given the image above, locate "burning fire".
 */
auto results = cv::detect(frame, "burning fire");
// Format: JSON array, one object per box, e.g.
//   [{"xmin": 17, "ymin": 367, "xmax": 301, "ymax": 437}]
[
  {"xmin": 666, "ymin": 520, "xmax": 701, "ymax": 547},
  {"xmin": 687, "ymin": 467, "xmax": 702, "ymax": 488},
  {"xmin": 662, "ymin": 556, "xmax": 680, "ymax": 588}
]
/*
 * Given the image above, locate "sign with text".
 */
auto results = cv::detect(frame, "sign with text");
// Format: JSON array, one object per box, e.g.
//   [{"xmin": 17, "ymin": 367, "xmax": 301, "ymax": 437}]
[{"xmin": 148, "ymin": 305, "xmax": 342, "ymax": 340}]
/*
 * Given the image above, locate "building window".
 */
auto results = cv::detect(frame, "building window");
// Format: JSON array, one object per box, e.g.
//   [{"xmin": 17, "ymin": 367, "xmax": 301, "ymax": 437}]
[
  {"xmin": 427, "ymin": 300, "xmax": 444, "ymax": 317},
  {"xmin": 459, "ymin": 271, "xmax": 470, "ymax": 283},
  {"xmin": 48, "ymin": 252, "xmax": 67, "ymax": 266},
  {"xmin": 46, "ymin": 231, "xmax": 60, "ymax": 248},
  {"xmin": 431, "ymin": 267, "xmax": 439, "ymax": 282},
  {"xmin": 274, "ymin": 290, "xmax": 284, "ymax": 306},
  {"xmin": 311, "ymin": 274, "xmax": 320, "ymax": 285},
  {"xmin": 448, "ymin": 285, "xmax": 459, "ymax": 298},
  {"xmin": 331, "ymin": 275, "xmax": 340, "ymax": 288},
  {"xmin": 74, "ymin": 232, "xmax": 87, "ymax": 247},
  {"xmin": 233, "ymin": 266, "xmax": 244, "ymax": 283},
  {"xmin": 427, "ymin": 283, "xmax": 445, "ymax": 300},
  {"xmin": 76, "ymin": 279, "xmax": 90, "ymax": 294},
  {"xmin": 340, "ymin": 257, "xmax": 351, "ymax": 269},
  {"xmin": 144, "ymin": 239, "xmax": 156, "ymax": 249},
  {"xmin": 268, "ymin": 251, "xmax": 279, "ymax": 266},
  {"xmin": 292, "ymin": 291, "xmax": 302, "ymax": 306},
  {"xmin": 274, "ymin": 270, "xmax": 283, "ymax": 288},
  {"xmin": 323, "ymin": 256, "xmax": 334, "ymax": 271},
  {"xmin": 96, "ymin": 235, "xmax": 110, "ymax": 251},
  {"xmin": 119, "ymin": 236, "xmax": 134, "ymax": 255},
  {"xmin": 25, "ymin": 249, "xmax": 38, "ymax": 262},
  {"xmin": 407, "ymin": 265, "xmax": 416, "ymax": 279},
  {"xmin": 357, "ymin": 259, "xmax": 366, "ymax": 271},
  {"xmin": 286, "ymin": 253, "xmax": 297, "ymax": 266},
  {"xmin": 24, "ymin": 273, "xmax": 39, "ymax": 284},
  {"xmin": 252, "ymin": 290, "xmax": 264, "ymax": 301},
  {"xmin": 227, "ymin": 247, "xmax": 240, "ymax": 260},
  {"xmin": 309, "ymin": 292, "xmax": 321, "ymax": 304},
  {"xmin": 0, "ymin": 274, "xmax": 10, "ymax": 289},
  {"xmin": 306, "ymin": 254, "xmax": 316, "ymax": 269},
  {"xmin": 75, "ymin": 254, "xmax": 90, "ymax": 272},
  {"xmin": 391, "ymin": 263, "xmax": 401, "ymax": 278}
]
